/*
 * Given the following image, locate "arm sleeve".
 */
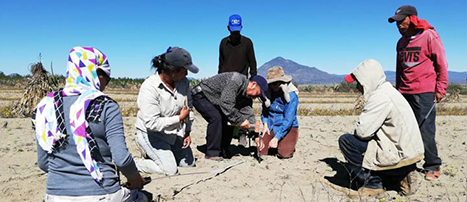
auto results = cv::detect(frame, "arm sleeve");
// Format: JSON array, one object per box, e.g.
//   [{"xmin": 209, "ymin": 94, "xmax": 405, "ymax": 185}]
[
  {"xmin": 104, "ymin": 102, "xmax": 139, "ymax": 180},
  {"xmin": 395, "ymin": 43, "xmax": 402, "ymax": 90},
  {"xmin": 238, "ymin": 105, "xmax": 255, "ymax": 127},
  {"xmin": 138, "ymin": 84, "xmax": 180, "ymax": 132},
  {"xmin": 248, "ymin": 40, "xmax": 257, "ymax": 77},
  {"xmin": 186, "ymin": 80, "xmax": 194, "ymax": 132},
  {"xmin": 273, "ymin": 93, "xmax": 298, "ymax": 140},
  {"xmin": 36, "ymin": 139, "xmax": 49, "ymax": 172},
  {"xmin": 428, "ymin": 31, "xmax": 448, "ymax": 95},
  {"xmin": 218, "ymin": 41, "xmax": 224, "ymax": 74},
  {"xmin": 261, "ymin": 103, "xmax": 269, "ymax": 123},
  {"xmin": 219, "ymin": 80, "xmax": 247, "ymax": 124},
  {"xmin": 354, "ymin": 94, "xmax": 391, "ymax": 140}
]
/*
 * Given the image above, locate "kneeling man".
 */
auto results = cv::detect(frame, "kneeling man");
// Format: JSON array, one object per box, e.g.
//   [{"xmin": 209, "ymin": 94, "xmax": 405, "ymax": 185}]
[{"xmin": 339, "ymin": 59, "xmax": 424, "ymax": 197}]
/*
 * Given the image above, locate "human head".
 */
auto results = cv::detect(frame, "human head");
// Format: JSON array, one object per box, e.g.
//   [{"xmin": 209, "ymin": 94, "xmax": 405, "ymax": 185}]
[
  {"xmin": 388, "ymin": 5, "xmax": 418, "ymax": 36},
  {"xmin": 65, "ymin": 46, "xmax": 110, "ymax": 92},
  {"xmin": 267, "ymin": 66, "xmax": 292, "ymax": 92},
  {"xmin": 344, "ymin": 73, "xmax": 363, "ymax": 94},
  {"xmin": 388, "ymin": 5, "xmax": 417, "ymax": 23},
  {"xmin": 151, "ymin": 46, "xmax": 198, "ymax": 81},
  {"xmin": 247, "ymin": 75, "xmax": 268, "ymax": 100},
  {"xmin": 228, "ymin": 14, "xmax": 242, "ymax": 32},
  {"xmin": 344, "ymin": 59, "xmax": 387, "ymax": 95}
]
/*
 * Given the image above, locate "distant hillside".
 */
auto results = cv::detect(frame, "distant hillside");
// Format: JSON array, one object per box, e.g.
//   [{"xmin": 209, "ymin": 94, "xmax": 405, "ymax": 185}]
[
  {"xmin": 258, "ymin": 57, "xmax": 467, "ymax": 85},
  {"xmin": 384, "ymin": 71, "xmax": 467, "ymax": 84},
  {"xmin": 257, "ymin": 57, "xmax": 341, "ymax": 85}
]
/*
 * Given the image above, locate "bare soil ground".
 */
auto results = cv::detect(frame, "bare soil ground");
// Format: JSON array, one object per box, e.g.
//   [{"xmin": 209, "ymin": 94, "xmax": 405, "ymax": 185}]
[{"xmin": 1, "ymin": 89, "xmax": 466, "ymax": 202}]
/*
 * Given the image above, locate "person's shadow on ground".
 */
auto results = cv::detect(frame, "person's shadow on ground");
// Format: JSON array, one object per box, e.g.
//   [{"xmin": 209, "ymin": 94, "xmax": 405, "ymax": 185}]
[
  {"xmin": 320, "ymin": 157, "xmax": 359, "ymax": 190},
  {"xmin": 196, "ymin": 144, "xmax": 255, "ymax": 158},
  {"xmin": 320, "ymin": 157, "xmax": 410, "ymax": 193}
]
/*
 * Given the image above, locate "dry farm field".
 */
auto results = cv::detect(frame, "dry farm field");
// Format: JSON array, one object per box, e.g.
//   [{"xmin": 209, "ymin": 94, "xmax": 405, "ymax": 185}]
[{"xmin": 1, "ymin": 87, "xmax": 466, "ymax": 202}]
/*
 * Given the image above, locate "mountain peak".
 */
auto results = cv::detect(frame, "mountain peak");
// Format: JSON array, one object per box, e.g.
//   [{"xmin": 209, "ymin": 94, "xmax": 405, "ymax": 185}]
[{"xmin": 258, "ymin": 57, "xmax": 341, "ymax": 85}]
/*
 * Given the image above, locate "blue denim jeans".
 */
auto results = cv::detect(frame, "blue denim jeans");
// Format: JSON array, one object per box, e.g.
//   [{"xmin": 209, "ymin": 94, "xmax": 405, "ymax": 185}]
[
  {"xmin": 403, "ymin": 92, "xmax": 441, "ymax": 171},
  {"xmin": 339, "ymin": 133, "xmax": 383, "ymax": 189}
]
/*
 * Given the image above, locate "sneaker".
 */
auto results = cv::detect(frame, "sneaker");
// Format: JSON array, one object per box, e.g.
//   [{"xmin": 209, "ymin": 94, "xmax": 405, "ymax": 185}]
[
  {"xmin": 399, "ymin": 170, "xmax": 420, "ymax": 196},
  {"xmin": 424, "ymin": 170, "xmax": 441, "ymax": 181},
  {"xmin": 356, "ymin": 186, "xmax": 385, "ymax": 197},
  {"xmin": 205, "ymin": 155, "xmax": 224, "ymax": 161}
]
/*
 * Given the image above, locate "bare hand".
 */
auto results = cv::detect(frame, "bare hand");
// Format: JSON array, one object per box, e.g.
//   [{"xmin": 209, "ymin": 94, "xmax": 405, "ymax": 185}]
[
  {"xmin": 179, "ymin": 106, "xmax": 190, "ymax": 121},
  {"xmin": 435, "ymin": 92, "xmax": 444, "ymax": 103},
  {"xmin": 126, "ymin": 174, "xmax": 145, "ymax": 189},
  {"xmin": 182, "ymin": 135, "xmax": 191, "ymax": 149},
  {"xmin": 239, "ymin": 119, "xmax": 251, "ymax": 129},
  {"xmin": 269, "ymin": 137, "xmax": 279, "ymax": 148},
  {"xmin": 255, "ymin": 137, "xmax": 265, "ymax": 151}
]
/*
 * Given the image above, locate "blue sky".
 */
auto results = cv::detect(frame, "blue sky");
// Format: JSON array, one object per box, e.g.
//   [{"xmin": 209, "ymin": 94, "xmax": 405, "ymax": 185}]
[{"xmin": 0, "ymin": 0, "xmax": 466, "ymax": 79}]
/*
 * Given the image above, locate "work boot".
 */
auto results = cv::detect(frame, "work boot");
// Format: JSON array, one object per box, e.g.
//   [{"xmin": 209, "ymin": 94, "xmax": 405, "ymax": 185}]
[{"xmin": 399, "ymin": 170, "xmax": 420, "ymax": 196}]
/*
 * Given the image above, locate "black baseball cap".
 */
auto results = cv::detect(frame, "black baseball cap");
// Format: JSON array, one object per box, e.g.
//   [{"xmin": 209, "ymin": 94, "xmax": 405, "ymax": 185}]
[
  {"xmin": 165, "ymin": 47, "xmax": 199, "ymax": 73},
  {"xmin": 388, "ymin": 5, "xmax": 417, "ymax": 23}
]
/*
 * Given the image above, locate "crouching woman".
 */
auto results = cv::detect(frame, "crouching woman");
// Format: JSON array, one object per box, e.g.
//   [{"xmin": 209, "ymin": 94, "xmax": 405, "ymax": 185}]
[{"xmin": 256, "ymin": 66, "xmax": 299, "ymax": 159}]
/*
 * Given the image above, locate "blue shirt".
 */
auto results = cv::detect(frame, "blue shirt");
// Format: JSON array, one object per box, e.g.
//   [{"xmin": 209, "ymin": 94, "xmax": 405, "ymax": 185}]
[{"xmin": 261, "ymin": 91, "xmax": 299, "ymax": 140}]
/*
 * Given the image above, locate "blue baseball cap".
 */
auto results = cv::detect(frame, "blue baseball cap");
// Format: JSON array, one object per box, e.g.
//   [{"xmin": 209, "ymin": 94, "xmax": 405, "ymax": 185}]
[
  {"xmin": 228, "ymin": 14, "xmax": 242, "ymax": 31},
  {"xmin": 252, "ymin": 75, "xmax": 268, "ymax": 101}
]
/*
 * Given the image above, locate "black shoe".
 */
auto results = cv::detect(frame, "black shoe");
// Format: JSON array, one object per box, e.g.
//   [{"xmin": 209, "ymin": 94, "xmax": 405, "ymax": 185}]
[{"xmin": 221, "ymin": 149, "xmax": 232, "ymax": 159}]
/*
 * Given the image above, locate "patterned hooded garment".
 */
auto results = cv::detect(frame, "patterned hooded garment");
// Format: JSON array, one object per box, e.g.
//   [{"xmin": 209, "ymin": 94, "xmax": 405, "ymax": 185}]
[{"xmin": 33, "ymin": 46, "xmax": 111, "ymax": 182}]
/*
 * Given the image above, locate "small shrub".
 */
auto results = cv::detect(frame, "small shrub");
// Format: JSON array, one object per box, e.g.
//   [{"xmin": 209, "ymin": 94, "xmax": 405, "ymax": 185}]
[{"xmin": 0, "ymin": 104, "xmax": 17, "ymax": 118}]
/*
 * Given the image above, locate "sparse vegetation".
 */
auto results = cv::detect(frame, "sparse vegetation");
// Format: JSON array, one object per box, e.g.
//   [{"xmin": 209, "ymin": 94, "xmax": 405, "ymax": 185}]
[
  {"xmin": 1, "ymin": 77, "xmax": 467, "ymax": 118},
  {"xmin": 13, "ymin": 62, "xmax": 58, "ymax": 117},
  {"xmin": 447, "ymin": 83, "xmax": 467, "ymax": 95}
]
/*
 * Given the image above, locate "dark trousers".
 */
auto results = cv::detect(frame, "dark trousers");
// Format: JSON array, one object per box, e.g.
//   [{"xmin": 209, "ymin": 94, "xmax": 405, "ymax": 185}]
[
  {"xmin": 403, "ymin": 93, "xmax": 441, "ymax": 171},
  {"xmin": 259, "ymin": 127, "xmax": 298, "ymax": 158},
  {"xmin": 339, "ymin": 134, "xmax": 417, "ymax": 189},
  {"xmin": 338, "ymin": 133, "xmax": 383, "ymax": 189},
  {"xmin": 192, "ymin": 92, "xmax": 234, "ymax": 157}
]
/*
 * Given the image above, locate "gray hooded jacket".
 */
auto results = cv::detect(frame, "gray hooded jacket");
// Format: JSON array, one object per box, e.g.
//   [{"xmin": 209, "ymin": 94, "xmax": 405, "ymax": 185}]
[{"xmin": 352, "ymin": 59, "xmax": 424, "ymax": 171}]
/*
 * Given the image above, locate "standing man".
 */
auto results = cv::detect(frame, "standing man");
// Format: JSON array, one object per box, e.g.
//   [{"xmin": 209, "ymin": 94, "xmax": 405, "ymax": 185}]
[
  {"xmin": 191, "ymin": 73, "xmax": 267, "ymax": 161},
  {"xmin": 388, "ymin": 5, "xmax": 448, "ymax": 180},
  {"xmin": 219, "ymin": 14, "xmax": 257, "ymax": 77},
  {"xmin": 219, "ymin": 14, "xmax": 258, "ymax": 146}
]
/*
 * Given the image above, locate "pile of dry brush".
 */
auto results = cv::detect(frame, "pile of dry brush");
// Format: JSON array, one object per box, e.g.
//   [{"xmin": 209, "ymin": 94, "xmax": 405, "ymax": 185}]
[{"xmin": 13, "ymin": 62, "xmax": 58, "ymax": 117}]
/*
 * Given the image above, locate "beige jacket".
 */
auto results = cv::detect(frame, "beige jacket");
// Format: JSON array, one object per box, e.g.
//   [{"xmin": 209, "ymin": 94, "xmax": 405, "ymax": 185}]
[{"xmin": 352, "ymin": 59, "xmax": 424, "ymax": 171}]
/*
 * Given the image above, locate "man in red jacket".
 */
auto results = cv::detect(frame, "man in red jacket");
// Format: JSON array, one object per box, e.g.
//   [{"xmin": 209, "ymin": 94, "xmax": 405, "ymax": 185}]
[{"xmin": 389, "ymin": 5, "xmax": 448, "ymax": 181}]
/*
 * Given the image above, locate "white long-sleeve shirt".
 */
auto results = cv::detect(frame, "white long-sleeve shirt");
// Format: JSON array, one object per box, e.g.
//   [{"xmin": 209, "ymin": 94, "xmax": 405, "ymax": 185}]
[{"xmin": 135, "ymin": 73, "xmax": 194, "ymax": 145}]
